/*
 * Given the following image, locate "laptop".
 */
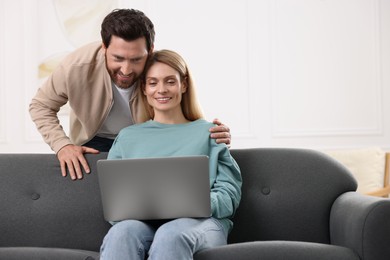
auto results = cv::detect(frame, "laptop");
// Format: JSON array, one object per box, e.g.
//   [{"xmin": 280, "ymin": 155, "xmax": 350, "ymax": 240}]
[{"xmin": 97, "ymin": 155, "xmax": 211, "ymax": 222}]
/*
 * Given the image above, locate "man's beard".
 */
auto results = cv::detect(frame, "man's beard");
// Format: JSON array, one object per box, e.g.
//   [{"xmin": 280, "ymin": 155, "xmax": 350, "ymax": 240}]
[{"xmin": 109, "ymin": 70, "xmax": 138, "ymax": 89}]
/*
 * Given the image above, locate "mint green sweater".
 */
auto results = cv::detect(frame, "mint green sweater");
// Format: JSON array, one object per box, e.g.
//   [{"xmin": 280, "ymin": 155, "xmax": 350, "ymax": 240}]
[{"xmin": 108, "ymin": 119, "xmax": 242, "ymax": 233}]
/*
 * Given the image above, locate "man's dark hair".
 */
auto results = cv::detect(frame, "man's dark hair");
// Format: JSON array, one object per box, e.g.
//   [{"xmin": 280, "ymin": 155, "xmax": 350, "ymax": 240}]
[{"xmin": 101, "ymin": 9, "xmax": 155, "ymax": 51}]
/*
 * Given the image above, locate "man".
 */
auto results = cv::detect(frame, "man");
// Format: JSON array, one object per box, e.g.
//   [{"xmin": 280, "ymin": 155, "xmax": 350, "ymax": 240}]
[{"xmin": 29, "ymin": 9, "xmax": 231, "ymax": 181}]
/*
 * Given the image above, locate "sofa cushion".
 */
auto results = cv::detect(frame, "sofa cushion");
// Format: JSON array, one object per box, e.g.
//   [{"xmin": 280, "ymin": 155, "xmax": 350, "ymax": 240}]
[
  {"xmin": 194, "ymin": 241, "xmax": 360, "ymax": 260},
  {"xmin": 0, "ymin": 247, "xmax": 99, "ymax": 260},
  {"xmin": 324, "ymin": 147, "xmax": 385, "ymax": 194}
]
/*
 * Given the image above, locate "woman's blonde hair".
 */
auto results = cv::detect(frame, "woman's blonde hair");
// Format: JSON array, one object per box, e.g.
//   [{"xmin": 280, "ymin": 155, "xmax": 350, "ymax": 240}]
[{"xmin": 133, "ymin": 49, "xmax": 204, "ymax": 123}]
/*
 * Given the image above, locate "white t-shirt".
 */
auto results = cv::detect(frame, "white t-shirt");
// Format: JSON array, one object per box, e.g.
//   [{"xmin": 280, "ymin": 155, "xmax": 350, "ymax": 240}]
[{"xmin": 96, "ymin": 82, "xmax": 134, "ymax": 139}]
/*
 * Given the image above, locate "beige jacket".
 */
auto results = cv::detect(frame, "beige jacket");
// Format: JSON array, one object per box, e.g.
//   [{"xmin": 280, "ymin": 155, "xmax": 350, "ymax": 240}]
[{"xmin": 29, "ymin": 42, "xmax": 138, "ymax": 153}]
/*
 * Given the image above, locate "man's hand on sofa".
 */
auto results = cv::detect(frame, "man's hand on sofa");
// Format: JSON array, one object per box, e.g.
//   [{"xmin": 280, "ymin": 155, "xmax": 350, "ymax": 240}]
[{"xmin": 57, "ymin": 144, "xmax": 100, "ymax": 180}]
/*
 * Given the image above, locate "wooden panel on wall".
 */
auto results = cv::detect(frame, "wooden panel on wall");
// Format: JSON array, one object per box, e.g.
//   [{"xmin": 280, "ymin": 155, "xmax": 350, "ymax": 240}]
[
  {"xmin": 0, "ymin": 0, "xmax": 6, "ymax": 144},
  {"xmin": 271, "ymin": 0, "xmax": 383, "ymax": 138},
  {"xmin": 23, "ymin": 0, "xmax": 41, "ymax": 143}
]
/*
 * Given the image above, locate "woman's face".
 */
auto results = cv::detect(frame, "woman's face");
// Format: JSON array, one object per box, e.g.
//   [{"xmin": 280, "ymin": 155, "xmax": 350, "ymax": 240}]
[{"xmin": 143, "ymin": 62, "xmax": 187, "ymax": 116}]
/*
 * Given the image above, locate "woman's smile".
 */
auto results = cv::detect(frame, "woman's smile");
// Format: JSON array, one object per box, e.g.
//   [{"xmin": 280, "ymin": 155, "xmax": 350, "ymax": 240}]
[{"xmin": 155, "ymin": 97, "xmax": 172, "ymax": 103}]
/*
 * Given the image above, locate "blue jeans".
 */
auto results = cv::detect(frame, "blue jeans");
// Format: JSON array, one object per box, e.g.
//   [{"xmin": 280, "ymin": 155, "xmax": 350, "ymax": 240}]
[{"xmin": 100, "ymin": 217, "xmax": 227, "ymax": 260}]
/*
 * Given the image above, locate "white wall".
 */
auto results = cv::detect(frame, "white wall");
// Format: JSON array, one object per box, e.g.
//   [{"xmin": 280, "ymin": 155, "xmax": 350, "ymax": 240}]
[{"xmin": 0, "ymin": 0, "xmax": 389, "ymax": 153}]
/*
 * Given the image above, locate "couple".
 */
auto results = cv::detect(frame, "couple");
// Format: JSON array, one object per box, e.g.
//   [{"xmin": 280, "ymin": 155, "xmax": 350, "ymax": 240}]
[
  {"xmin": 29, "ymin": 9, "xmax": 232, "ymax": 181},
  {"xmin": 29, "ymin": 8, "xmax": 242, "ymax": 259}
]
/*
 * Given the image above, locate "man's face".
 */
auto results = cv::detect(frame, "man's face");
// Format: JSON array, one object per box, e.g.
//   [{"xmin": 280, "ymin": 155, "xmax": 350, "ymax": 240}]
[{"xmin": 103, "ymin": 35, "xmax": 150, "ymax": 89}]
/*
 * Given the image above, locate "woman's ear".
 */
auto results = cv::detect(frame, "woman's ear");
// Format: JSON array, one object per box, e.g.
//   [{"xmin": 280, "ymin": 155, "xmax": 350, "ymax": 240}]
[{"xmin": 182, "ymin": 77, "xmax": 188, "ymax": 93}]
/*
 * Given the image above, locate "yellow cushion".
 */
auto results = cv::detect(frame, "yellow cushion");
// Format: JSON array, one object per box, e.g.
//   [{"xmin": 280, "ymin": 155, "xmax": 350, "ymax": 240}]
[{"xmin": 323, "ymin": 147, "xmax": 385, "ymax": 194}]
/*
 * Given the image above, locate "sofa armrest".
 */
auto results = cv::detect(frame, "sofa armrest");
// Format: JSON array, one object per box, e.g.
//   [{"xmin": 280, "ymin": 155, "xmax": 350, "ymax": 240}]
[{"xmin": 330, "ymin": 191, "xmax": 390, "ymax": 260}]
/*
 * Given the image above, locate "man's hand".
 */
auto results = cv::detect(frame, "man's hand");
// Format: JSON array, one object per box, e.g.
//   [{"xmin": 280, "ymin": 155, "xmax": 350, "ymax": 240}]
[
  {"xmin": 209, "ymin": 118, "xmax": 231, "ymax": 146},
  {"xmin": 57, "ymin": 144, "xmax": 100, "ymax": 180}
]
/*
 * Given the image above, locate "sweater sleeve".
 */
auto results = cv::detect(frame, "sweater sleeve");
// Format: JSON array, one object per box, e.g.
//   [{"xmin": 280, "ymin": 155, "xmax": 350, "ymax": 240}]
[
  {"xmin": 29, "ymin": 64, "xmax": 72, "ymax": 153},
  {"xmin": 209, "ymin": 141, "xmax": 242, "ymax": 219}
]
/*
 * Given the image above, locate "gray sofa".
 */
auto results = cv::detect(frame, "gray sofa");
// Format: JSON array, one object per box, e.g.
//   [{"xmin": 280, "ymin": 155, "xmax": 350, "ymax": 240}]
[{"xmin": 1, "ymin": 148, "xmax": 389, "ymax": 260}]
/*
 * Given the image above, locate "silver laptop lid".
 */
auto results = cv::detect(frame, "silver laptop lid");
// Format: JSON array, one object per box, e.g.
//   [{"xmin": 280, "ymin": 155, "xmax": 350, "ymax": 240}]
[{"xmin": 97, "ymin": 156, "xmax": 211, "ymax": 221}]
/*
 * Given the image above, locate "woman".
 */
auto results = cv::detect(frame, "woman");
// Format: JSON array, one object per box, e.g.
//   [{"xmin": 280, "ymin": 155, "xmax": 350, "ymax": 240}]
[{"xmin": 100, "ymin": 50, "xmax": 242, "ymax": 259}]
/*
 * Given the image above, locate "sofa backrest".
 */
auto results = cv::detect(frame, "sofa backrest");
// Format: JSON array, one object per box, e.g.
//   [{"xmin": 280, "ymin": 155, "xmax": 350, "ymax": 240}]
[
  {"xmin": 228, "ymin": 148, "xmax": 357, "ymax": 244},
  {"xmin": 0, "ymin": 148, "xmax": 358, "ymax": 251},
  {"xmin": 0, "ymin": 153, "xmax": 110, "ymax": 252}
]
